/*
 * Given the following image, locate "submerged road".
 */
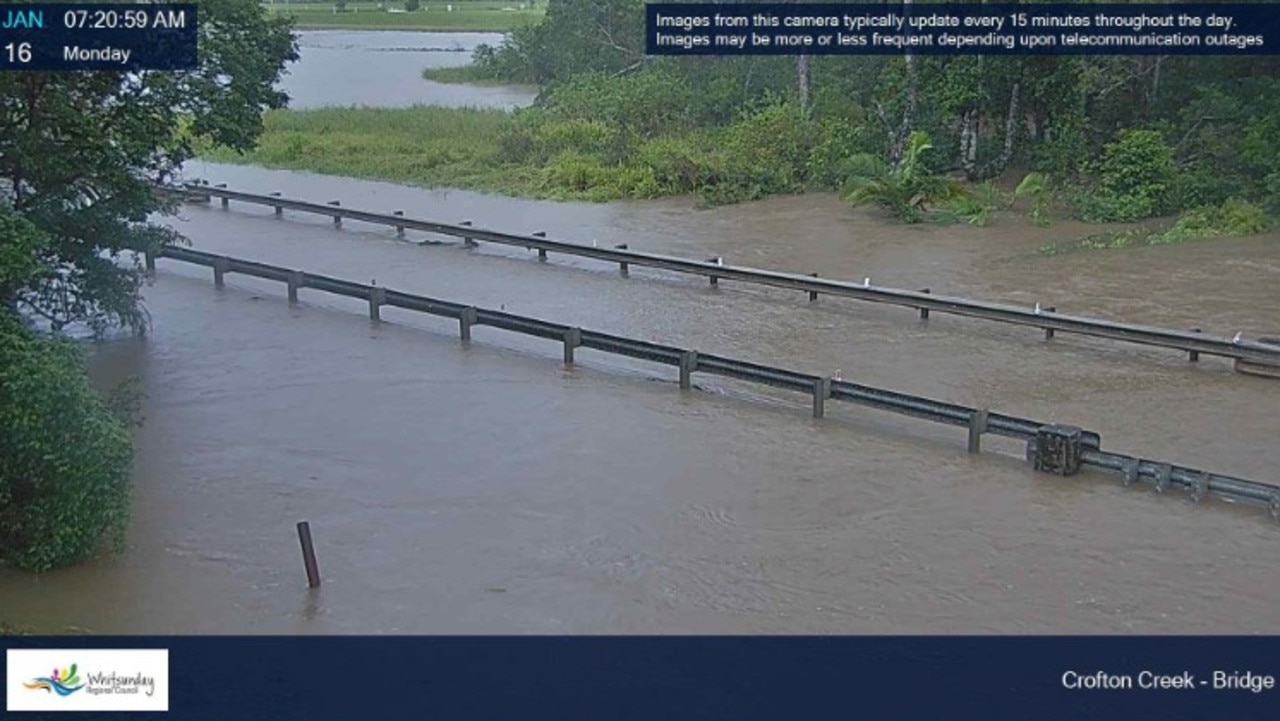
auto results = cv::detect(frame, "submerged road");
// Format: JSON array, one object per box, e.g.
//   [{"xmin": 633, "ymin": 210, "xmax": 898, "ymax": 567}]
[{"xmin": 2, "ymin": 163, "xmax": 1278, "ymax": 634}]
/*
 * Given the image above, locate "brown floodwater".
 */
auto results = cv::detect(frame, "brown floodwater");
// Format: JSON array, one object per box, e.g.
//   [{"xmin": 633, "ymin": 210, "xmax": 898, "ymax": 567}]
[{"xmin": 1, "ymin": 161, "xmax": 1277, "ymax": 634}]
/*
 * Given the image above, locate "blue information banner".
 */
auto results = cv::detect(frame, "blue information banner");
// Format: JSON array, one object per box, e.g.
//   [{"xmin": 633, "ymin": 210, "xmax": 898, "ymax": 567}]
[
  {"xmin": 0, "ymin": 3, "xmax": 197, "ymax": 71},
  {"xmin": 3, "ymin": 635, "xmax": 1279, "ymax": 720},
  {"xmin": 646, "ymin": 3, "xmax": 1280, "ymax": 55}
]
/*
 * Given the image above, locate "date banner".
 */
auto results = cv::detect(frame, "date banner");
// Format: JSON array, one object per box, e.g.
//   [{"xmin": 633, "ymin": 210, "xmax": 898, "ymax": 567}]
[
  {"xmin": 3, "ymin": 635, "xmax": 1278, "ymax": 720},
  {"xmin": 0, "ymin": 4, "xmax": 197, "ymax": 71},
  {"xmin": 646, "ymin": 3, "xmax": 1280, "ymax": 55}
]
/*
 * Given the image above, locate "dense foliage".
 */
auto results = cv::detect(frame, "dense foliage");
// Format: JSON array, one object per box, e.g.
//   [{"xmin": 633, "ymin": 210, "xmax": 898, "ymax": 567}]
[
  {"xmin": 471, "ymin": 0, "xmax": 1280, "ymax": 224},
  {"xmin": 0, "ymin": 0, "xmax": 297, "ymax": 572}
]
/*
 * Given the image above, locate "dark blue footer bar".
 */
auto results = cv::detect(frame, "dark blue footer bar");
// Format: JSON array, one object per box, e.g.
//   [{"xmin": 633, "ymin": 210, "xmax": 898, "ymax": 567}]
[{"xmin": 3, "ymin": 636, "xmax": 1278, "ymax": 720}]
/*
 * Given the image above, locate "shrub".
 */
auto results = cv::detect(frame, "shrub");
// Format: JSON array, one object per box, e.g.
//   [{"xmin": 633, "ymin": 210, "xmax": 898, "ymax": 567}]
[
  {"xmin": 0, "ymin": 313, "xmax": 134, "ymax": 572},
  {"xmin": 1074, "ymin": 129, "xmax": 1176, "ymax": 222}
]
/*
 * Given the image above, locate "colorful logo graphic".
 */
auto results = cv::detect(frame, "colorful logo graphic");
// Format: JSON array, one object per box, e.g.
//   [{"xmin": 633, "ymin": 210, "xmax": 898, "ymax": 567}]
[{"xmin": 23, "ymin": 663, "xmax": 85, "ymax": 697}]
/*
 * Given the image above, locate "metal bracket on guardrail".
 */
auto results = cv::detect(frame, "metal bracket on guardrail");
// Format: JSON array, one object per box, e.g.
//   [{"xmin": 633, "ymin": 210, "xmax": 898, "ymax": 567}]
[{"xmin": 1154, "ymin": 464, "xmax": 1173, "ymax": 493}]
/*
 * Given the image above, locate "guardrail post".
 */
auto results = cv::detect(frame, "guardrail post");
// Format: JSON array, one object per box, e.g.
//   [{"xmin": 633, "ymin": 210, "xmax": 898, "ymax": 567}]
[
  {"xmin": 1043, "ymin": 307, "xmax": 1057, "ymax": 339},
  {"xmin": 615, "ymin": 244, "xmax": 629, "ymax": 276},
  {"xmin": 328, "ymin": 200, "xmax": 342, "ymax": 227},
  {"xmin": 144, "ymin": 251, "xmax": 156, "ymax": 276},
  {"xmin": 538, "ymin": 249, "xmax": 548, "ymax": 262},
  {"xmin": 1269, "ymin": 492, "xmax": 1280, "ymax": 521},
  {"xmin": 679, "ymin": 350, "xmax": 698, "ymax": 390},
  {"xmin": 287, "ymin": 271, "xmax": 304, "ymax": 304},
  {"xmin": 918, "ymin": 289, "xmax": 931, "ymax": 319},
  {"xmin": 270, "ymin": 191, "xmax": 283, "ymax": 217},
  {"xmin": 393, "ymin": 210, "xmax": 405, "ymax": 238},
  {"xmin": 563, "ymin": 327, "xmax": 581, "ymax": 365},
  {"xmin": 1154, "ymin": 464, "xmax": 1172, "ymax": 493},
  {"xmin": 808, "ymin": 273, "xmax": 819, "ymax": 302},
  {"xmin": 967, "ymin": 409, "xmax": 989, "ymax": 454},
  {"xmin": 462, "ymin": 220, "xmax": 476, "ymax": 247},
  {"xmin": 1121, "ymin": 458, "xmax": 1140, "ymax": 486},
  {"xmin": 1190, "ymin": 471, "xmax": 1209, "ymax": 503},
  {"xmin": 1188, "ymin": 328, "xmax": 1201, "ymax": 362},
  {"xmin": 812, "ymin": 376, "xmax": 832, "ymax": 419},
  {"xmin": 459, "ymin": 306, "xmax": 477, "ymax": 342},
  {"xmin": 213, "ymin": 256, "xmax": 231, "ymax": 288},
  {"xmin": 216, "ymin": 183, "xmax": 228, "ymax": 208},
  {"xmin": 368, "ymin": 286, "xmax": 386, "ymax": 322},
  {"xmin": 1032, "ymin": 424, "xmax": 1083, "ymax": 476}
]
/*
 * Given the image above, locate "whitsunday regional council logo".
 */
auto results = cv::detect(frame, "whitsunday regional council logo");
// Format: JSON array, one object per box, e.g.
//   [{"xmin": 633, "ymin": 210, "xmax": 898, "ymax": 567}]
[{"xmin": 6, "ymin": 649, "xmax": 169, "ymax": 712}]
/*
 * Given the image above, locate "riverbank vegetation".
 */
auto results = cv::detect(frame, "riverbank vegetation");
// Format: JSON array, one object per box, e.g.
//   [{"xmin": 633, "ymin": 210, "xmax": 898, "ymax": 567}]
[
  {"xmin": 0, "ymin": 1, "xmax": 298, "ymax": 576},
  {"xmin": 222, "ymin": 0, "xmax": 1279, "ymax": 241},
  {"xmin": 267, "ymin": 0, "xmax": 544, "ymax": 32}
]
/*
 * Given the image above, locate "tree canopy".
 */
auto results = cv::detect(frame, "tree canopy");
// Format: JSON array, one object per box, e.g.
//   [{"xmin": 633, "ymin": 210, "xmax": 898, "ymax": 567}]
[
  {"xmin": 0, "ymin": 0, "xmax": 299, "ymax": 334},
  {"xmin": 0, "ymin": 0, "xmax": 298, "ymax": 572}
]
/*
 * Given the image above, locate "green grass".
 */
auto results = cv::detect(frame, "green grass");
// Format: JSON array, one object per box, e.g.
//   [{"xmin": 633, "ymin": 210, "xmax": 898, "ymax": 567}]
[
  {"xmin": 267, "ymin": 0, "xmax": 544, "ymax": 32},
  {"xmin": 199, "ymin": 107, "xmax": 559, "ymax": 198},
  {"xmin": 421, "ymin": 64, "xmax": 509, "ymax": 85}
]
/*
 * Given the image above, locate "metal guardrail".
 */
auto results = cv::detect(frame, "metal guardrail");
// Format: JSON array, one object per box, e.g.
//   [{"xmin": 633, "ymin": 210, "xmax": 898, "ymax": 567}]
[
  {"xmin": 149, "ymin": 245, "xmax": 1280, "ymax": 523},
  {"xmin": 168, "ymin": 183, "xmax": 1280, "ymax": 369}
]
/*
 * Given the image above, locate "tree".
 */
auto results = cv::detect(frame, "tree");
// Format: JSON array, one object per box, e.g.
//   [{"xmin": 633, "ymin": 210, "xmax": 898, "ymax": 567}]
[
  {"xmin": 0, "ymin": 0, "xmax": 299, "ymax": 335},
  {"xmin": 0, "ymin": 0, "xmax": 297, "ymax": 573}
]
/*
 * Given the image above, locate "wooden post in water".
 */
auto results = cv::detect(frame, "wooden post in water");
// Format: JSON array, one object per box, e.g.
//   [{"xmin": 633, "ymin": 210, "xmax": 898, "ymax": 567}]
[
  {"xmin": 296, "ymin": 521, "xmax": 321, "ymax": 589},
  {"xmin": 967, "ymin": 408, "xmax": 989, "ymax": 454},
  {"xmin": 563, "ymin": 327, "xmax": 581, "ymax": 365},
  {"xmin": 918, "ymin": 289, "xmax": 931, "ymax": 319}
]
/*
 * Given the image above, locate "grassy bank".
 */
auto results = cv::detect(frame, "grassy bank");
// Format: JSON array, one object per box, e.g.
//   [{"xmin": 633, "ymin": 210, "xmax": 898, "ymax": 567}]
[
  {"xmin": 200, "ymin": 107, "xmax": 551, "ymax": 197},
  {"xmin": 421, "ymin": 64, "xmax": 506, "ymax": 84},
  {"xmin": 268, "ymin": 0, "xmax": 543, "ymax": 32}
]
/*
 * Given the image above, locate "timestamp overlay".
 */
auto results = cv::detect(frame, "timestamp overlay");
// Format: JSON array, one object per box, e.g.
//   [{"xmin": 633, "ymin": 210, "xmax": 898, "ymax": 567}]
[
  {"xmin": 1, "ymin": 3, "xmax": 197, "ymax": 71},
  {"xmin": 646, "ymin": 3, "xmax": 1280, "ymax": 55}
]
